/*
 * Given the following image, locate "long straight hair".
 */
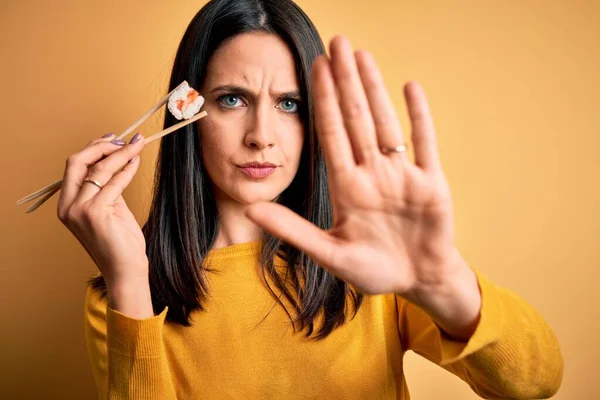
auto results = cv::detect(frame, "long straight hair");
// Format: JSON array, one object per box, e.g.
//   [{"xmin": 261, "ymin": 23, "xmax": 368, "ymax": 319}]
[{"xmin": 89, "ymin": 0, "xmax": 363, "ymax": 340}]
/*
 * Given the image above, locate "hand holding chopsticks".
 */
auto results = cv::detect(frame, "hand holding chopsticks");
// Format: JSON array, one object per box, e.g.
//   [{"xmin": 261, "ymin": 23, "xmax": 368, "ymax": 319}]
[{"xmin": 16, "ymin": 81, "xmax": 207, "ymax": 213}]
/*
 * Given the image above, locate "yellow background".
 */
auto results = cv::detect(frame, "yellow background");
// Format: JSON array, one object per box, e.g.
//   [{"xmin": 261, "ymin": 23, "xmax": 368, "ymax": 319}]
[{"xmin": 1, "ymin": 1, "xmax": 597, "ymax": 398}]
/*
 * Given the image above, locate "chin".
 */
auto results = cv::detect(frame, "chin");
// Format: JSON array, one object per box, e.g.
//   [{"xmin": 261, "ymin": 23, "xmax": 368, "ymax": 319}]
[{"xmin": 234, "ymin": 187, "xmax": 284, "ymax": 205}]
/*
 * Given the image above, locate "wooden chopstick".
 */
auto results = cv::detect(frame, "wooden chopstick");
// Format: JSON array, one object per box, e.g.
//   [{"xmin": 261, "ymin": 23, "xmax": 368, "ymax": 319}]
[
  {"xmin": 26, "ymin": 185, "xmax": 62, "ymax": 214},
  {"xmin": 22, "ymin": 110, "xmax": 208, "ymax": 213},
  {"xmin": 144, "ymin": 110, "xmax": 207, "ymax": 144},
  {"xmin": 16, "ymin": 179, "xmax": 62, "ymax": 205},
  {"xmin": 16, "ymin": 82, "xmax": 187, "ymax": 206},
  {"xmin": 16, "ymin": 81, "xmax": 199, "ymax": 208},
  {"xmin": 114, "ymin": 80, "xmax": 188, "ymax": 142}
]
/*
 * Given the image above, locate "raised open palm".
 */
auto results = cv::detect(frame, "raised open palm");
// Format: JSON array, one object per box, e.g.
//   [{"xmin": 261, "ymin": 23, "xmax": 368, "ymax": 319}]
[{"xmin": 246, "ymin": 35, "xmax": 463, "ymax": 305}]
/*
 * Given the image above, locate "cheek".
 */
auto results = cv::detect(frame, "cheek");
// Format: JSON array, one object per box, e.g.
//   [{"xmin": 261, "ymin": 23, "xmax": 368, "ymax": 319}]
[
  {"xmin": 281, "ymin": 120, "xmax": 305, "ymax": 165},
  {"xmin": 197, "ymin": 118, "xmax": 233, "ymax": 174}
]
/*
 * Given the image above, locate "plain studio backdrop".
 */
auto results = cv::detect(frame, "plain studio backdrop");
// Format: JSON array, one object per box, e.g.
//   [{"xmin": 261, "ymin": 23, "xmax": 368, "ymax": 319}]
[{"xmin": 1, "ymin": 1, "xmax": 598, "ymax": 398}]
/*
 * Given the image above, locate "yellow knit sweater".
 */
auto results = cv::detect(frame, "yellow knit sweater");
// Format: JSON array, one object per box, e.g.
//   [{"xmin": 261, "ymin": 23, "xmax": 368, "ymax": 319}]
[{"xmin": 84, "ymin": 241, "xmax": 563, "ymax": 399}]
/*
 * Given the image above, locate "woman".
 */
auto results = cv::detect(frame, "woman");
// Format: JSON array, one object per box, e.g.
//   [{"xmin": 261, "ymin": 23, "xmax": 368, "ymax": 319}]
[{"xmin": 58, "ymin": 0, "xmax": 563, "ymax": 398}]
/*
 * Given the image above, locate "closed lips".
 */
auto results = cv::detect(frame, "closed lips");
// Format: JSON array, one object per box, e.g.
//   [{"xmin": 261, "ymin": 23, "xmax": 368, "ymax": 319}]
[{"xmin": 238, "ymin": 162, "xmax": 277, "ymax": 168}]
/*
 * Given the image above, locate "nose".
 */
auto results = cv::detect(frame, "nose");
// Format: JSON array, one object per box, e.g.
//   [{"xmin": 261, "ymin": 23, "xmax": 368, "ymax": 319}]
[{"xmin": 244, "ymin": 103, "xmax": 275, "ymax": 150}]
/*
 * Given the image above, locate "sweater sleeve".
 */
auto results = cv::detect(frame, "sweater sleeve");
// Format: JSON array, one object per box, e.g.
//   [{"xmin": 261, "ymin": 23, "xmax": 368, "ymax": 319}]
[
  {"xmin": 397, "ymin": 268, "xmax": 564, "ymax": 399},
  {"xmin": 84, "ymin": 285, "xmax": 178, "ymax": 400}
]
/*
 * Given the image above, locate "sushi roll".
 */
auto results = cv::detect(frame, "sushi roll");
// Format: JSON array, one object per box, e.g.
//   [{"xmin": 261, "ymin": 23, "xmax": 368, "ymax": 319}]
[{"xmin": 168, "ymin": 81, "xmax": 205, "ymax": 120}]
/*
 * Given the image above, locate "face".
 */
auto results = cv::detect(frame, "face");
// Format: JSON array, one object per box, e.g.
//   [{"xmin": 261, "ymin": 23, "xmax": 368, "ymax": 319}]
[{"xmin": 198, "ymin": 32, "xmax": 305, "ymax": 206}]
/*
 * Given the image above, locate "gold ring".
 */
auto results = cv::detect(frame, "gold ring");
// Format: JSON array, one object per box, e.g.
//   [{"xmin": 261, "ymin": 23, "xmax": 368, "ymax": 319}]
[
  {"xmin": 380, "ymin": 144, "xmax": 408, "ymax": 154},
  {"xmin": 83, "ymin": 177, "xmax": 104, "ymax": 190}
]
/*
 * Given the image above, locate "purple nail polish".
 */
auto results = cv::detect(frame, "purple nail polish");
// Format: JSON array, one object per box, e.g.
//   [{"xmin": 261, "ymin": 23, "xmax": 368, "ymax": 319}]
[
  {"xmin": 102, "ymin": 133, "xmax": 114, "ymax": 138},
  {"xmin": 111, "ymin": 140, "xmax": 126, "ymax": 146},
  {"xmin": 129, "ymin": 133, "xmax": 142, "ymax": 144}
]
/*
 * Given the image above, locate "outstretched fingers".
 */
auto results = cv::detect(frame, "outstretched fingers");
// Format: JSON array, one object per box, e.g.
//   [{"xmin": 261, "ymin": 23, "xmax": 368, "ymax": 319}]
[
  {"xmin": 355, "ymin": 50, "xmax": 406, "ymax": 155},
  {"xmin": 329, "ymin": 36, "xmax": 379, "ymax": 164},
  {"xmin": 404, "ymin": 81, "xmax": 442, "ymax": 174},
  {"xmin": 312, "ymin": 55, "xmax": 355, "ymax": 174}
]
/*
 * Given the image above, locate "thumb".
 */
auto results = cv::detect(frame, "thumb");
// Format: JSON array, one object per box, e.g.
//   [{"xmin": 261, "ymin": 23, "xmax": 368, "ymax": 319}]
[{"xmin": 245, "ymin": 202, "xmax": 335, "ymax": 267}]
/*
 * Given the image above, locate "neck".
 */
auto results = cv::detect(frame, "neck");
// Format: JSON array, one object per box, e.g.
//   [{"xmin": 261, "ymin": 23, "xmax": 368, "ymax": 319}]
[{"xmin": 211, "ymin": 196, "xmax": 263, "ymax": 251}]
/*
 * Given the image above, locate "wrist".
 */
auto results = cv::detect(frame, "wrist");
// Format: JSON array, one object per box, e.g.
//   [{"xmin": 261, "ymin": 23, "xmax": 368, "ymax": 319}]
[
  {"xmin": 412, "ymin": 253, "xmax": 482, "ymax": 342},
  {"xmin": 107, "ymin": 278, "xmax": 154, "ymax": 320},
  {"xmin": 432, "ymin": 267, "xmax": 482, "ymax": 341}
]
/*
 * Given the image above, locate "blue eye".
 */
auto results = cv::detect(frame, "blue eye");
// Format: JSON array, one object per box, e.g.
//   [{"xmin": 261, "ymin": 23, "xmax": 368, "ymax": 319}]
[
  {"xmin": 218, "ymin": 94, "xmax": 243, "ymax": 108},
  {"xmin": 278, "ymin": 99, "xmax": 299, "ymax": 113}
]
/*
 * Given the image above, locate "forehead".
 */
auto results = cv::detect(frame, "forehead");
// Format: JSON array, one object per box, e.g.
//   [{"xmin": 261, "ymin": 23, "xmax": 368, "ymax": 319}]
[{"xmin": 204, "ymin": 32, "xmax": 299, "ymax": 89}]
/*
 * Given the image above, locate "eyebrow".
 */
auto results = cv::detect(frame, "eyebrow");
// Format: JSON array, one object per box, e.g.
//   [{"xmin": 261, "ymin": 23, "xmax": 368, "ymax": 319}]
[{"xmin": 210, "ymin": 85, "xmax": 302, "ymax": 100}]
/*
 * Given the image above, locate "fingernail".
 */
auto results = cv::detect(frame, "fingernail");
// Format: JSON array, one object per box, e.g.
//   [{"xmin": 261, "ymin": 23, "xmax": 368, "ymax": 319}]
[
  {"xmin": 111, "ymin": 140, "xmax": 126, "ymax": 146},
  {"xmin": 102, "ymin": 133, "xmax": 115, "ymax": 138},
  {"xmin": 128, "ymin": 156, "xmax": 137, "ymax": 164},
  {"xmin": 129, "ymin": 133, "xmax": 142, "ymax": 144}
]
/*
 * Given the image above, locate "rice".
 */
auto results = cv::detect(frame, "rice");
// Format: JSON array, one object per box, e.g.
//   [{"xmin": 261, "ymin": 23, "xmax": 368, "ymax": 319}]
[{"xmin": 167, "ymin": 81, "xmax": 205, "ymax": 120}]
